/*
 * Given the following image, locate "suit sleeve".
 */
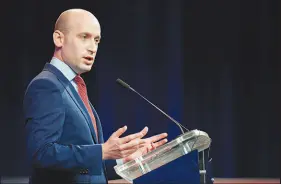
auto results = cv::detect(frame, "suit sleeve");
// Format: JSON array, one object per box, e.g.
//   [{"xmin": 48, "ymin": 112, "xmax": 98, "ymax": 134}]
[{"xmin": 24, "ymin": 78, "xmax": 102, "ymax": 174}]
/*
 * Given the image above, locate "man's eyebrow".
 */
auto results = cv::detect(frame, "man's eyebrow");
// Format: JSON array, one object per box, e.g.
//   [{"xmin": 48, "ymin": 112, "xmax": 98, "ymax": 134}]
[
  {"xmin": 79, "ymin": 32, "xmax": 101, "ymax": 40},
  {"xmin": 94, "ymin": 35, "xmax": 101, "ymax": 39}
]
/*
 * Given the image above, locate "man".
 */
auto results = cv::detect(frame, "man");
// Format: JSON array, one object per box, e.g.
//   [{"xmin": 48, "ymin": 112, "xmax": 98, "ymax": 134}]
[{"xmin": 23, "ymin": 9, "xmax": 168, "ymax": 184}]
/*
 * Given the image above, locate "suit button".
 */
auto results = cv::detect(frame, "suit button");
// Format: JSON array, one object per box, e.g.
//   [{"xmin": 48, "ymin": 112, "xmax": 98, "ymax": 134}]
[{"xmin": 79, "ymin": 169, "xmax": 89, "ymax": 174}]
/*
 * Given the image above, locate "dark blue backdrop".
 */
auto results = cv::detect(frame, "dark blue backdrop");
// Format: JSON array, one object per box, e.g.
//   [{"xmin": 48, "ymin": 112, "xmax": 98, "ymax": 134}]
[{"xmin": 1, "ymin": 0, "xmax": 280, "ymax": 178}]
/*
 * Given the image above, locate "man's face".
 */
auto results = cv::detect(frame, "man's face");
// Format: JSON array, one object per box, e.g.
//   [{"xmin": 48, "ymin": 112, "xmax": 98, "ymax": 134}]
[{"xmin": 61, "ymin": 15, "xmax": 101, "ymax": 74}]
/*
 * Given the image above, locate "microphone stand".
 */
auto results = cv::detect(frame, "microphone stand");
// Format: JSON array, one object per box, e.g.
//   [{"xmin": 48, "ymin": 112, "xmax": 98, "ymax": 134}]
[{"xmin": 116, "ymin": 78, "xmax": 211, "ymax": 184}]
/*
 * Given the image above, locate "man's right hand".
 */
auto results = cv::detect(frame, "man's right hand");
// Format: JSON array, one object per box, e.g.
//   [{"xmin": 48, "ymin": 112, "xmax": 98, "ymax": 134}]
[{"xmin": 101, "ymin": 126, "xmax": 148, "ymax": 160}]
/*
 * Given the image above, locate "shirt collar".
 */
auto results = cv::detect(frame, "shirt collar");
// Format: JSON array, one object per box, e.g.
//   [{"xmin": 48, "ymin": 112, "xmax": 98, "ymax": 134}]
[{"xmin": 50, "ymin": 57, "xmax": 77, "ymax": 81}]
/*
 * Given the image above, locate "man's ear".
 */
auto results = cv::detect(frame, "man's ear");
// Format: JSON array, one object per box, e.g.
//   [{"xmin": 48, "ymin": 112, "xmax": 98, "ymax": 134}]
[{"xmin": 53, "ymin": 30, "xmax": 64, "ymax": 47}]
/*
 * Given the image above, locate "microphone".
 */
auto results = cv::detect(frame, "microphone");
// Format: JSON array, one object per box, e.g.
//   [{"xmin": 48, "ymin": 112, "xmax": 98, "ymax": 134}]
[
  {"xmin": 116, "ymin": 78, "xmax": 189, "ymax": 134},
  {"xmin": 116, "ymin": 79, "xmax": 214, "ymax": 184}
]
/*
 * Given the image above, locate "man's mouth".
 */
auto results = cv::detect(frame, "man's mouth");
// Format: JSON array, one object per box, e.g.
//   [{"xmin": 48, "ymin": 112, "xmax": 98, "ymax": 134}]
[{"xmin": 83, "ymin": 56, "xmax": 94, "ymax": 62}]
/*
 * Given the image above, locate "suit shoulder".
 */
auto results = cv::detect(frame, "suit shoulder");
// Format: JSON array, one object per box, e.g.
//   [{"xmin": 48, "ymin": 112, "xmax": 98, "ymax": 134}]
[{"xmin": 25, "ymin": 71, "xmax": 62, "ymax": 93}]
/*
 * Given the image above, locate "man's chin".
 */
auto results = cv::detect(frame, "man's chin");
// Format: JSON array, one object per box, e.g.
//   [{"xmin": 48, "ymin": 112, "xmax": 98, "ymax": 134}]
[{"xmin": 79, "ymin": 66, "xmax": 93, "ymax": 74}]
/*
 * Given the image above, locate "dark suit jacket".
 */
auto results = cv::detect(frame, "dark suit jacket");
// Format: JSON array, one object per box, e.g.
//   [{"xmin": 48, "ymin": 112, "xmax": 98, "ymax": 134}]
[{"xmin": 24, "ymin": 63, "xmax": 118, "ymax": 184}]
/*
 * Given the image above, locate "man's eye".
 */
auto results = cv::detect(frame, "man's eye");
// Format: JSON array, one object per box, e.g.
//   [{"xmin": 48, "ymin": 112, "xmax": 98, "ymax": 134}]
[{"xmin": 81, "ymin": 34, "xmax": 87, "ymax": 39}]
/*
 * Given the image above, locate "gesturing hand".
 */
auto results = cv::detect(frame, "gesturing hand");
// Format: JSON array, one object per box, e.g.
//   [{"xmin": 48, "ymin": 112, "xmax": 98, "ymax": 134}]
[
  {"xmin": 102, "ymin": 126, "xmax": 148, "ymax": 160},
  {"xmin": 122, "ymin": 132, "xmax": 168, "ymax": 163}
]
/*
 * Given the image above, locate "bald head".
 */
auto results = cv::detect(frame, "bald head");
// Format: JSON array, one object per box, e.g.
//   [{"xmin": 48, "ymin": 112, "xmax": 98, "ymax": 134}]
[
  {"xmin": 54, "ymin": 9, "xmax": 99, "ymax": 34},
  {"xmin": 52, "ymin": 8, "xmax": 101, "ymax": 74}
]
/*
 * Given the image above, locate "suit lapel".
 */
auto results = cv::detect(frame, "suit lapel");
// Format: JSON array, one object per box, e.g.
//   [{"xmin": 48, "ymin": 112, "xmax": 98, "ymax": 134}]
[
  {"xmin": 43, "ymin": 63, "xmax": 98, "ymax": 143},
  {"xmin": 65, "ymin": 85, "xmax": 99, "ymax": 143}
]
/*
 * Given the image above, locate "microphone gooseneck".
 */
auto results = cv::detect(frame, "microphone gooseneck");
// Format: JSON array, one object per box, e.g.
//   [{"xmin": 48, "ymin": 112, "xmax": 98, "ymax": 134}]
[{"xmin": 116, "ymin": 78, "xmax": 189, "ymax": 134}]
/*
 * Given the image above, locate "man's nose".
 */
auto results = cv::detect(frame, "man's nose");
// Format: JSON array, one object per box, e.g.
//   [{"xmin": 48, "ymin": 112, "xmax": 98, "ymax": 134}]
[{"xmin": 88, "ymin": 42, "xmax": 97, "ymax": 54}]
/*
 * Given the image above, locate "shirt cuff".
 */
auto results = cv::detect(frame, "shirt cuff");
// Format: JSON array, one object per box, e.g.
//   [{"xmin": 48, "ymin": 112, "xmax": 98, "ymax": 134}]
[{"xmin": 116, "ymin": 159, "xmax": 123, "ymax": 165}]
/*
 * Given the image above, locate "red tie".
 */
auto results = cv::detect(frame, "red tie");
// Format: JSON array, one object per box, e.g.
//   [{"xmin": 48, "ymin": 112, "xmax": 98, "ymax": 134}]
[{"xmin": 74, "ymin": 75, "xmax": 98, "ymax": 141}]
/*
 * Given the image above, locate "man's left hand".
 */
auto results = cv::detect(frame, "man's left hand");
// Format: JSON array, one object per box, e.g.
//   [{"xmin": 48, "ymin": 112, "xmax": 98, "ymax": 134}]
[{"xmin": 122, "ymin": 132, "xmax": 168, "ymax": 163}]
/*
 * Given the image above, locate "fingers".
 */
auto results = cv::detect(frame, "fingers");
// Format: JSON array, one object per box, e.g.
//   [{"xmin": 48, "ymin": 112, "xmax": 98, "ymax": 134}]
[
  {"xmin": 152, "ymin": 138, "xmax": 168, "ymax": 148},
  {"xmin": 122, "ymin": 149, "xmax": 143, "ymax": 163},
  {"xmin": 119, "ymin": 138, "xmax": 146, "ymax": 150},
  {"xmin": 120, "ymin": 149, "xmax": 138, "ymax": 157},
  {"xmin": 146, "ymin": 133, "xmax": 168, "ymax": 143},
  {"xmin": 139, "ymin": 126, "xmax": 149, "ymax": 138},
  {"xmin": 121, "ymin": 138, "xmax": 168, "ymax": 163},
  {"xmin": 111, "ymin": 126, "xmax": 127, "ymax": 138},
  {"xmin": 143, "ymin": 138, "xmax": 168, "ymax": 153},
  {"xmin": 119, "ymin": 127, "xmax": 148, "ymax": 144},
  {"xmin": 122, "ymin": 155, "xmax": 134, "ymax": 163}
]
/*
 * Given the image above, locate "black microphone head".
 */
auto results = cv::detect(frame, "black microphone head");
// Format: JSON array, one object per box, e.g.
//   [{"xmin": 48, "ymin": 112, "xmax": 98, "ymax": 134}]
[{"xmin": 116, "ymin": 78, "xmax": 131, "ymax": 89}]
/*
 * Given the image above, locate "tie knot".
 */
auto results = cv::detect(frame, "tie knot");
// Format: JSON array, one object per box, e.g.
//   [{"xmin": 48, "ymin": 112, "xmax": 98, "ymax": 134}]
[{"xmin": 74, "ymin": 75, "xmax": 86, "ymax": 86}]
